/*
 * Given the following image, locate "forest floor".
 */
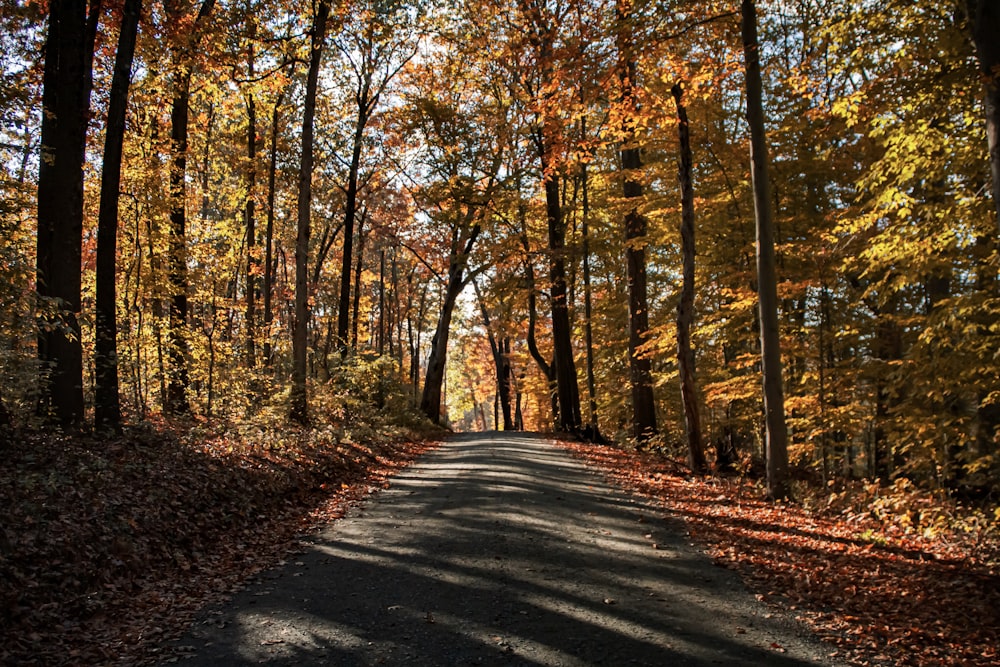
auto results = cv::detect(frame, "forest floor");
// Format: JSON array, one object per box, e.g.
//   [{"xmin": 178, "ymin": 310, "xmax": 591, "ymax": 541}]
[
  {"xmin": 560, "ymin": 439, "xmax": 1000, "ymax": 667},
  {"xmin": 1, "ymin": 423, "xmax": 997, "ymax": 667}
]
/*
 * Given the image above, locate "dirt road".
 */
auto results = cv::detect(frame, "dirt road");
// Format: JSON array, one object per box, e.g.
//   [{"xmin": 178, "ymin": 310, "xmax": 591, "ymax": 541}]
[{"xmin": 166, "ymin": 433, "xmax": 842, "ymax": 666}]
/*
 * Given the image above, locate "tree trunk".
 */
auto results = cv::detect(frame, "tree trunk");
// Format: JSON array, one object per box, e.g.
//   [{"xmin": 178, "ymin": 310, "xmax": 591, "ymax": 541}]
[
  {"xmin": 580, "ymin": 150, "xmax": 599, "ymax": 434},
  {"xmin": 164, "ymin": 0, "xmax": 216, "ymax": 415},
  {"xmin": 521, "ymin": 224, "xmax": 558, "ymax": 425},
  {"xmin": 290, "ymin": 0, "xmax": 329, "ymax": 423},
  {"xmin": 672, "ymin": 83, "xmax": 706, "ymax": 472},
  {"xmin": 742, "ymin": 0, "xmax": 790, "ymax": 499},
  {"xmin": 617, "ymin": 0, "xmax": 657, "ymax": 441},
  {"xmin": 421, "ymin": 226, "xmax": 480, "ymax": 423},
  {"xmin": 351, "ymin": 213, "xmax": 367, "ymax": 349},
  {"xmin": 94, "ymin": 0, "xmax": 141, "ymax": 431},
  {"xmin": 475, "ymin": 281, "xmax": 513, "ymax": 431},
  {"xmin": 244, "ymin": 19, "xmax": 258, "ymax": 372},
  {"xmin": 36, "ymin": 0, "xmax": 96, "ymax": 427},
  {"xmin": 262, "ymin": 94, "xmax": 282, "ymax": 367},
  {"xmin": 337, "ymin": 100, "xmax": 371, "ymax": 356},
  {"xmin": 543, "ymin": 163, "xmax": 582, "ymax": 432},
  {"xmin": 967, "ymin": 0, "xmax": 1000, "ymax": 234}
]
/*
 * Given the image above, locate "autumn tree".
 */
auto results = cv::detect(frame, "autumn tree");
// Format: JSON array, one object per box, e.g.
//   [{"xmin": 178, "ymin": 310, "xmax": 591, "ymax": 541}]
[
  {"xmin": 332, "ymin": 0, "xmax": 420, "ymax": 357},
  {"xmin": 742, "ymin": 0, "xmax": 789, "ymax": 499},
  {"xmin": 163, "ymin": 0, "xmax": 216, "ymax": 414},
  {"xmin": 616, "ymin": 0, "xmax": 657, "ymax": 441},
  {"xmin": 290, "ymin": 0, "xmax": 330, "ymax": 423},
  {"xmin": 94, "ymin": 0, "xmax": 142, "ymax": 431},
  {"xmin": 35, "ymin": 0, "xmax": 98, "ymax": 426}
]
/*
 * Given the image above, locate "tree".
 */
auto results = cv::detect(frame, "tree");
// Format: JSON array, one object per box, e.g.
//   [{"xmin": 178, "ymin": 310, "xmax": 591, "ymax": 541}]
[
  {"xmin": 290, "ymin": 0, "xmax": 330, "ymax": 424},
  {"xmin": 515, "ymin": 0, "xmax": 583, "ymax": 433},
  {"xmin": 617, "ymin": 0, "xmax": 657, "ymax": 441},
  {"xmin": 333, "ymin": 0, "xmax": 420, "ymax": 357},
  {"xmin": 163, "ymin": 0, "xmax": 216, "ymax": 414},
  {"xmin": 742, "ymin": 0, "xmax": 789, "ymax": 499},
  {"xmin": 95, "ymin": 0, "xmax": 142, "ymax": 431},
  {"xmin": 35, "ymin": 0, "xmax": 98, "ymax": 426},
  {"xmin": 966, "ymin": 0, "xmax": 1000, "ymax": 232},
  {"xmin": 672, "ymin": 82, "xmax": 706, "ymax": 473}
]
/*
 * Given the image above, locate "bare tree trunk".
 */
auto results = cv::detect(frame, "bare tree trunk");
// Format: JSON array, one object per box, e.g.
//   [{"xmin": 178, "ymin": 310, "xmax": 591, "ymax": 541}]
[
  {"xmin": 351, "ymin": 214, "xmax": 367, "ymax": 349},
  {"xmin": 95, "ymin": 0, "xmax": 141, "ymax": 431},
  {"xmin": 244, "ymin": 16, "xmax": 258, "ymax": 372},
  {"xmin": 543, "ymin": 166, "xmax": 582, "ymax": 432},
  {"xmin": 742, "ymin": 0, "xmax": 790, "ymax": 499},
  {"xmin": 617, "ymin": 0, "xmax": 656, "ymax": 441},
  {"xmin": 290, "ymin": 0, "xmax": 329, "ymax": 423},
  {"xmin": 474, "ymin": 281, "xmax": 513, "ymax": 430},
  {"xmin": 262, "ymin": 94, "xmax": 282, "ymax": 367},
  {"xmin": 421, "ymin": 226, "xmax": 480, "ymax": 423},
  {"xmin": 336, "ymin": 94, "xmax": 372, "ymax": 356},
  {"xmin": 580, "ymin": 154, "xmax": 599, "ymax": 434},
  {"xmin": 36, "ymin": 0, "xmax": 98, "ymax": 426},
  {"xmin": 967, "ymin": 0, "xmax": 1000, "ymax": 233},
  {"xmin": 672, "ymin": 83, "xmax": 706, "ymax": 472}
]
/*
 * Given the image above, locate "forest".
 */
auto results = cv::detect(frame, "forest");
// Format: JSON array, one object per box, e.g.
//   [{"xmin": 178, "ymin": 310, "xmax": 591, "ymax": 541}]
[
  {"xmin": 5, "ymin": 0, "xmax": 1000, "ymax": 497},
  {"xmin": 1, "ymin": 0, "xmax": 1000, "ymax": 662}
]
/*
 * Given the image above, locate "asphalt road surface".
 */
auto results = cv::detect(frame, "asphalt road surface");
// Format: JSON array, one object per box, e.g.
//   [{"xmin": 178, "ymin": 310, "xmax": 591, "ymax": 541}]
[{"xmin": 165, "ymin": 432, "xmax": 844, "ymax": 666}]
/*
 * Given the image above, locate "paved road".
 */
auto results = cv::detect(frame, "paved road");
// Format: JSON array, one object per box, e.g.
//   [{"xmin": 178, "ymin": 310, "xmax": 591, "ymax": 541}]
[{"xmin": 166, "ymin": 433, "xmax": 842, "ymax": 666}]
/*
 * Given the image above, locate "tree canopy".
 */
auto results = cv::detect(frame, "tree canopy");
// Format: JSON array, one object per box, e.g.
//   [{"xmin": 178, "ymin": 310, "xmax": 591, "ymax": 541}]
[{"xmin": 2, "ymin": 0, "xmax": 999, "ymax": 500}]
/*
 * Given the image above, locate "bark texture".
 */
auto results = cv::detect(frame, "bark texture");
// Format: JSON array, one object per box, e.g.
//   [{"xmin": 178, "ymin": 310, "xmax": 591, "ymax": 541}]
[
  {"xmin": 672, "ymin": 83, "xmax": 706, "ymax": 472},
  {"xmin": 95, "ymin": 0, "xmax": 141, "ymax": 431},
  {"xmin": 290, "ymin": 0, "xmax": 329, "ymax": 423},
  {"xmin": 742, "ymin": 0, "xmax": 790, "ymax": 499}
]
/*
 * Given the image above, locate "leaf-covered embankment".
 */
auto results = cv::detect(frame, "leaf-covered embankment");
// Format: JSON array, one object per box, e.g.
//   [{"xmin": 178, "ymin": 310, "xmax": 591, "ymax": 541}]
[
  {"xmin": 561, "ymin": 440, "xmax": 1000, "ymax": 667},
  {"xmin": 0, "ymin": 418, "xmax": 441, "ymax": 666}
]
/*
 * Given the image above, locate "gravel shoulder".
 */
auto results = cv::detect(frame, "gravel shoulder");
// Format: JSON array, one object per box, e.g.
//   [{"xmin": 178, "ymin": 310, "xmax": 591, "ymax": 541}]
[{"xmin": 164, "ymin": 432, "xmax": 845, "ymax": 666}]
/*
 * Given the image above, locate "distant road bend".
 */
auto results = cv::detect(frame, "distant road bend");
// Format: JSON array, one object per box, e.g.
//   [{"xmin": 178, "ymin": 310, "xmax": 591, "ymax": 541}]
[{"xmin": 167, "ymin": 432, "xmax": 844, "ymax": 666}]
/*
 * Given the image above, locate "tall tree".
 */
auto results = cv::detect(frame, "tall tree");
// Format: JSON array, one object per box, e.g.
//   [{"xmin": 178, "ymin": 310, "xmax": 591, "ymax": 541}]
[
  {"xmin": 333, "ymin": 0, "xmax": 419, "ymax": 357},
  {"xmin": 163, "ymin": 0, "xmax": 216, "ymax": 414},
  {"xmin": 517, "ymin": 0, "xmax": 582, "ymax": 432},
  {"xmin": 243, "ymin": 9, "xmax": 258, "ymax": 372},
  {"xmin": 672, "ymin": 82, "xmax": 706, "ymax": 472},
  {"xmin": 967, "ymin": 0, "xmax": 1000, "ymax": 232},
  {"xmin": 742, "ymin": 0, "xmax": 789, "ymax": 499},
  {"xmin": 290, "ymin": 0, "xmax": 329, "ymax": 423},
  {"xmin": 35, "ymin": 0, "xmax": 98, "ymax": 426},
  {"xmin": 95, "ymin": 0, "xmax": 142, "ymax": 431},
  {"xmin": 617, "ymin": 0, "xmax": 656, "ymax": 441}
]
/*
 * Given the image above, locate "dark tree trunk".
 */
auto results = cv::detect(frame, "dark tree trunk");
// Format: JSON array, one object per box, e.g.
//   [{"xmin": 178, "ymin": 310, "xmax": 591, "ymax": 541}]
[
  {"xmin": 164, "ymin": 0, "xmax": 215, "ymax": 415},
  {"xmin": 337, "ymin": 96, "xmax": 372, "ymax": 356},
  {"xmin": 421, "ymin": 226, "xmax": 480, "ymax": 423},
  {"xmin": 672, "ymin": 83, "xmax": 706, "ymax": 472},
  {"xmin": 95, "ymin": 0, "xmax": 141, "ymax": 431},
  {"xmin": 742, "ymin": 0, "xmax": 790, "ymax": 499},
  {"xmin": 244, "ymin": 19, "xmax": 257, "ymax": 372},
  {"xmin": 967, "ymin": 0, "xmax": 1000, "ymax": 234},
  {"xmin": 262, "ymin": 94, "xmax": 282, "ymax": 367},
  {"xmin": 543, "ymin": 165, "xmax": 582, "ymax": 433},
  {"xmin": 36, "ymin": 0, "xmax": 97, "ymax": 427},
  {"xmin": 475, "ymin": 282, "xmax": 513, "ymax": 431},
  {"xmin": 580, "ymin": 150, "xmax": 599, "ymax": 433},
  {"xmin": 617, "ymin": 1, "xmax": 657, "ymax": 441},
  {"xmin": 521, "ymin": 225, "xmax": 557, "ymax": 425},
  {"xmin": 351, "ymin": 214, "xmax": 367, "ymax": 350},
  {"xmin": 290, "ymin": 0, "xmax": 329, "ymax": 423}
]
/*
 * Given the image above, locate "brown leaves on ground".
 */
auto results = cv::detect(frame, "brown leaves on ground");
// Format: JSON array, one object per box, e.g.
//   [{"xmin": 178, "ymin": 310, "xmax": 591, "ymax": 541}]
[
  {"xmin": 560, "ymin": 440, "xmax": 1000, "ymax": 667},
  {"xmin": 0, "ymin": 418, "xmax": 439, "ymax": 666}
]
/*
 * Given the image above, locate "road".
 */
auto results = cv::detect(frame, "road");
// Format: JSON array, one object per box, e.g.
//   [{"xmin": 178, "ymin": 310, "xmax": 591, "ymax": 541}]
[{"xmin": 165, "ymin": 432, "xmax": 842, "ymax": 666}]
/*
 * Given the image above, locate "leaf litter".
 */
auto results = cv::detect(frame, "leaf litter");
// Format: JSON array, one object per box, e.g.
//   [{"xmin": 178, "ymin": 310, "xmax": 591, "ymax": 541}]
[
  {"xmin": 560, "ymin": 439, "xmax": 999, "ymax": 667},
  {"xmin": 0, "ymin": 417, "xmax": 439, "ymax": 666}
]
